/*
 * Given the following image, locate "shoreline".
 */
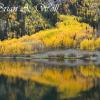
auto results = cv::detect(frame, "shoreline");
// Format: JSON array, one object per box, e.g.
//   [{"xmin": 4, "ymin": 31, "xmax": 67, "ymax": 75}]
[{"xmin": 0, "ymin": 49, "xmax": 100, "ymax": 60}]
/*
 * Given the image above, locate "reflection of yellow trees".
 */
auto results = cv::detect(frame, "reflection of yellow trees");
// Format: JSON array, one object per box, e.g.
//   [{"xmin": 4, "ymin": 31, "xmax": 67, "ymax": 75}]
[
  {"xmin": 80, "ymin": 66, "xmax": 100, "ymax": 78},
  {"xmin": 0, "ymin": 62, "xmax": 99, "ymax": 99},
  {"xmin": 42, "ymin": 69, "xmax": 93, "ymax": 99}
]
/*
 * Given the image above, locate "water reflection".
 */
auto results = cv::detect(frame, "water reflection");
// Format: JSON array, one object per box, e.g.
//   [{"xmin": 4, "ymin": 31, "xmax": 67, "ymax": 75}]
[
  {"xmin": 0, "ymin": 75, "xmax": 58, "ymax": 100},
  {"xmin": 0, "ymin": 60, "xmax": 100, "ymax": 100}
]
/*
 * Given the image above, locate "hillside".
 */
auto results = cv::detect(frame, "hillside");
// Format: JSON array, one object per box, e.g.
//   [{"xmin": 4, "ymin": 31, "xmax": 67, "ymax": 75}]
[
  {"xmin": 0, "ymin": 0, "xmax": 100, "ymax": 55},
  {"xmin": 0, "ymin": 0, "xmax": 100, "ymax": 40},
  {"xmin": 0, "ymin": 15, "xmax": 100, "ymax": 55}
]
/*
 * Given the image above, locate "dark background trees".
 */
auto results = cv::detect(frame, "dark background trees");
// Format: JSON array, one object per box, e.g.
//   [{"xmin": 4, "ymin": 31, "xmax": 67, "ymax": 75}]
[{"xmin": 0, "ymin": 0, "xmax": 99, "ymax": 40}]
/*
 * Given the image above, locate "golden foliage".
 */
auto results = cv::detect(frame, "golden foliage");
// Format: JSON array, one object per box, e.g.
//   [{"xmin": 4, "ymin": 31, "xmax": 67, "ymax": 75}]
[
  {"xmin": 80, "ymin": 39, "xmax": 95, "ymax": 50},
  {"xmin": 0, "ymin": 15, "xmax": 98, "ymax": 54},
  {"xmin": 95, "ymin": 38, "xmax": 100, "ymax": 49}
]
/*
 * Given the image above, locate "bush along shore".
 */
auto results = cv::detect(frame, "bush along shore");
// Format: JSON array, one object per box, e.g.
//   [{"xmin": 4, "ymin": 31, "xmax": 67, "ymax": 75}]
[{"xmin": 0, "ymin": 15, "xmax": 100, "ymax": 59}]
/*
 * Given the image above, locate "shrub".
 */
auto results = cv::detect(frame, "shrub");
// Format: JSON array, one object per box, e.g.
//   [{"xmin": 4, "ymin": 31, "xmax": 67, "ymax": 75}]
[
  {"xmin": 95, "ymin": 38, "xmax": 100, "ymax": 50},
  {"xmin": 80, "ymin": 39, "xmax": 95, "ymax": 50}
]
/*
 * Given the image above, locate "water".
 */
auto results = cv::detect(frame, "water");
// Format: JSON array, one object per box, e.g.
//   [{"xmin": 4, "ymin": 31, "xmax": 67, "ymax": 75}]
[{"xmin": 0, "ymin": 59, "xmax": 100, "ymax": 100}]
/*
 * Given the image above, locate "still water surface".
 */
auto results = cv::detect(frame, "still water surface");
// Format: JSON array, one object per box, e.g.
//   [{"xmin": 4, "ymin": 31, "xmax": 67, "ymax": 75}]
[{"xmin": 0, "ymin": 59, "xmax": 100, "ymax": 100}]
